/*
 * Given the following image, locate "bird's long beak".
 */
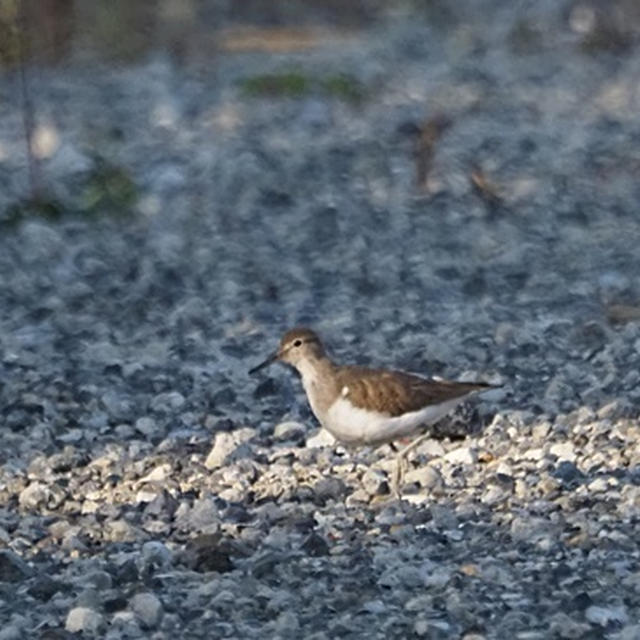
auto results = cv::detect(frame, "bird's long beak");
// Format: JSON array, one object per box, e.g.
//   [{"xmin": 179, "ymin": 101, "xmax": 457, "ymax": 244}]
[{"xmin": 248, "ymin": 351, "xmax": 279, "ymax": 375}]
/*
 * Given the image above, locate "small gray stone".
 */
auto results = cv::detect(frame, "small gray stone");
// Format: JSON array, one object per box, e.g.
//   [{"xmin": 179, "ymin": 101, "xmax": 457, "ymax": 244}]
[
  {"xmin": 615, "ymin": 625, "xmax": 640, "ymax": 640},
  {"xmin": 552, "ymin": 461, "xmax": 582, "ymax": 483},
  {"xmin": 585, "ymin": 604, "xmax": 628, "ymax": 627},
  {"xmin": 83, "ymin": 570, "xmax": 113, "ymax": 590},
  {"xmin": 65, "ymin": 607, "xmax": 105, "ymax": 633},
  {"xmin": 313, "ymin": 477, "xmax": 347, "ymax": 502},
  {"xmin": 150, "ymin": 391, "xmax": 186, "ymax": 413},
  {"xmin": 185, "ymin": 496, "xmax": 221, "ymax": 532},
  {"xmin": 131, "ymin": 592, "xmax": 163, "ymax": 629},
  {"xmin": 361, "ymin": 468, "xmax": 388, "ymax": 496},
  {"xmin": 0, "ymin": 626, "xmax": 22, "ymax": 640},
  {"xmin": 105, "ymin": 519, "xmax": 139, "ymax": 542},
  {"xmin": 300, "ymin": 532, "xmax": 330, "ymax": 557},
  {"xmin": 111, "ymin": 610, "xmax": 140, "ymax": 634},
  {"xmin": 273, "ymin": 610, "xmax": 299, "ymax": 635},
  {"xmin": 101, "ymin": 390, "xmax": 134, "ymax": 421},
  {"xmin": 20, "ymin": 221, "xmax": 64, "ymax": 261},
  {"xmin": 49, "ymin": 142, "xmax": 92, "ymax": 175},
  {"xmin": 141, "ymin": 541, "xmax": 172, "ymax": 569},
  {"xmin": 273, "ymin": 421, "xmax": 306, "ymax": 441},
  {"xmin": 180, "ymin": 533, "xmax": 233, "ymax": 573},
  {"xmin": 115, "ymin": 423, "xmax": 135, "ymax": 439},
  {"xmin": 599, "ymin": 271, "xmax": 630, "ymax": 296},
  {"xmin": 135, "ymin": 416, "xmax": 157, "ymax": 436},
  {"xmin": 0, "ymin": 550, "xmax": 33, "ymax": 582},
  {"xmin": 482, "ymin": 485, "xmax": 509, "ymax": 506},
  {"xmin": 548, "ymin": 612, "xmax": 590, "ymax": 638},
  {"xmin": 360, "ymin": 599, "xmax": 387, "ymax": 614}
]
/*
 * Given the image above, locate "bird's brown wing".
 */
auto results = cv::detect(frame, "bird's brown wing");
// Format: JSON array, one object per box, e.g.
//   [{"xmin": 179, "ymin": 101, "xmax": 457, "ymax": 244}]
[{"xmin": 335, "ymin": 366, "xmax": 492, "ymax": 417}]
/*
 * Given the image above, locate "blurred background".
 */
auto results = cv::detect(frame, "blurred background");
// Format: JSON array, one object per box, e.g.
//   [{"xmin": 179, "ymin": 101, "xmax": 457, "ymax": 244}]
[{"xmin": 2, "ymin": 0, "xmax": 640, "ymax": 418}]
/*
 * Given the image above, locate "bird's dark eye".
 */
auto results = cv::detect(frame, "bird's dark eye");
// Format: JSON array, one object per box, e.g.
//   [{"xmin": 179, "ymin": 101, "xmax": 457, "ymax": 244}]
[{"xmin": 293, "ymin": 339, "xmax": 302, "ymax": 347}]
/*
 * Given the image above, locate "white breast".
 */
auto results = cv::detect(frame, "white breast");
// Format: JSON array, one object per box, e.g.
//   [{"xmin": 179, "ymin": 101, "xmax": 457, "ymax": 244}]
[
  {"xmin": 324, "ymin": 396, "xmax": 466, "ymax": 446},
  {"xmin": 299, "ymin": 365, "xmax": 327, "ymax": 423}
]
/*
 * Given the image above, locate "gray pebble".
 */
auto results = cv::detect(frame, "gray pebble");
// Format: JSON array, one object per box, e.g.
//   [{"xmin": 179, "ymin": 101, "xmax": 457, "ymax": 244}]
[
  {"xmin": 135, "ymin": 416, "xmax": 158, "ymax": 436},
  {"xmin": 131, "ymin": 592, "xmax": 163, "ymax": 629},
  {"xmin": 585, "ymin": 604, "xmax": 628, "ymax": 627},
  {"xmin": 273, "ymin": 421, "xmax": 306, "ymax": 442},
  {"xmin": 404, "ymin": 465, "xmax": 443, "ymax": 491},
  {"xmin": 0, "ymin": 626, "xmax": 22, "ymax": 640},
  {"xmin": 0, "ymin": 550, "xmax": 33, "ymax": 582},
  {"xmin": 141, "ymin": 541, "xmax": 172, "ymax": 569}
]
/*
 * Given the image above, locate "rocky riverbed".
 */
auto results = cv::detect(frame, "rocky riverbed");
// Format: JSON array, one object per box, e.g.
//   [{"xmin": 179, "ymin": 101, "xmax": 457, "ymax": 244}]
[{"xmin": 1, "ymin": 1, "xmax": 640, "ymax": 638}]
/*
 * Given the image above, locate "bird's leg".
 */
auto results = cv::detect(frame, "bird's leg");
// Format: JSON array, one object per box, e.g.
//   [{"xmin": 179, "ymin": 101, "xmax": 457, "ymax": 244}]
[{"xmin": 392, "ymin": 432, "xmax": 431, "ymax": 498}]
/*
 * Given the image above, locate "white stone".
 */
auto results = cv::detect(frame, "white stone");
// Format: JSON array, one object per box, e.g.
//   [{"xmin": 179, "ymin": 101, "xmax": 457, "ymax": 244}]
[
  {"xmin": 585, "ymin": 605, "xmax": 628, "ymax": 626},
  {"xmin": 588, "ymin": 477, "xmax": 609, "ymax": 493},
  {"xmin": 420, "ymin": 439, "xmax": 446, "ymax": 457},
  {"xmin": 305, "ymin": 429, "xmax": 336, "ymax": 448},
  {"xmin": 482, "ymin": 486, "xmax": 508, "ymax": 506},
  {"xmin": 404, "ymin": 465, "xmax": 443, "ymax": 490},
  {"xmin": 205, "ymin": 432, "xmax": 237, "ymax": 470},
  {"xmin": 65, "ymin": 607, "xmax": 104, "ymax": 633},
  {"xmin": 444, "ymin": 446, "xmax": 477, "ymax": 465},
  {"xmin": 111, "ymin": 611, "xmax": 137, "ymax": 626},
  {"xmin": 550, "ymin": 441, "xmax": 577, "ymax": 463},
  {"xmin": 139, "ymin": 463, "xmax": 171, "ymax": 483},
  {"xmin": 205, "ymin": 429, "xmax": 254, "ymax": 470},
  {"xmin": 135, "ymin": 489, "xmax": 159, "ymax": 504},
  {"xmin": 496, "ymin": 462, "xmax": 513, "ymax": 476}
]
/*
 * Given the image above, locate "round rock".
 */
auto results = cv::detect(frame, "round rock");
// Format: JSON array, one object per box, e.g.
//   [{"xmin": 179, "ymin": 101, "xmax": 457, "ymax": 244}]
[
  {"xmin": 65, "ymin": 607, "xmax": 105, "ymax": 634},
  {"xmin": 131, "ymin": 592, "xmax": 164, "ymax": 629}
]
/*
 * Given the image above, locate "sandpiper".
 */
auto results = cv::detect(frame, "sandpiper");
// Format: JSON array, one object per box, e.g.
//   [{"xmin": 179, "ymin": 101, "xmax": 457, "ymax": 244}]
[{"xmin": 250, "ymin": 327, "xmax": 498, "ymax": 495}]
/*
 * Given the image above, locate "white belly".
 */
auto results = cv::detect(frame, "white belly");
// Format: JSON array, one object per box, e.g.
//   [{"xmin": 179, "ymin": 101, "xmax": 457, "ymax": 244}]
[{"xmin": 323, "ymin": 397, "xmax": 465, "ymax": 446}]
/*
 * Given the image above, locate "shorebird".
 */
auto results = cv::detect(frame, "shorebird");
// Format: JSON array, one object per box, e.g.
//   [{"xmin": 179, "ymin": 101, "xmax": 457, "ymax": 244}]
[{"xmin": 249, "ymin": 327, "xmax": 498, "ymax": 496}]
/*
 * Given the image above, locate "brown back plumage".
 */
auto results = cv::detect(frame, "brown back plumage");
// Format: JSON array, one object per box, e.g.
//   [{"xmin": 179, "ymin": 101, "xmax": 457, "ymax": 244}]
[{"xmin": 334, "ymin": 366, "xmax": 493, "ymax": 417}]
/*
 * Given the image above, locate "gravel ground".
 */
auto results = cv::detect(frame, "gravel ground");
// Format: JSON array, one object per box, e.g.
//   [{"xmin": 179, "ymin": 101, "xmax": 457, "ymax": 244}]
[{"xmin": 2, "ymin": 1, "xmax": 640, "ymax": 638}]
